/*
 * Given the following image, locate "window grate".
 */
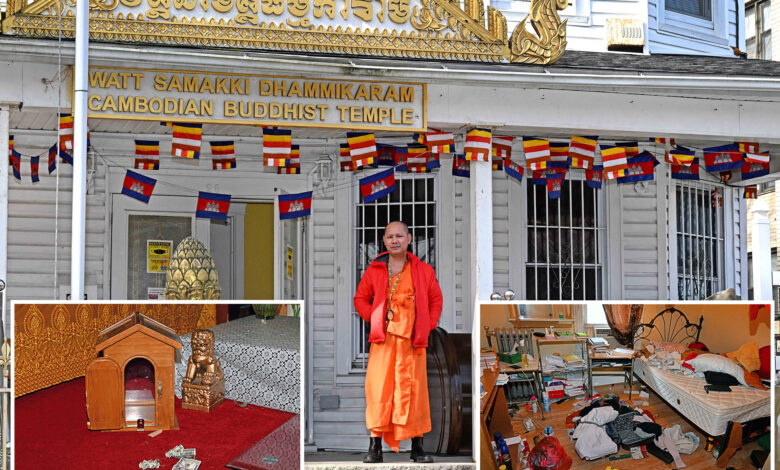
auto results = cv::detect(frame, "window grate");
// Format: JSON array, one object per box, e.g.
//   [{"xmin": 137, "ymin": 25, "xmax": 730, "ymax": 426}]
[
  {"xmin": 674, "ymin": 182, "xmax": 725, "ymax": 300},
  {"xmin": 351, "ymin": 174, "xmax": 437, "ymax": 369},
  {"xmin": 526, "ymin": 179, "xmax": 604, "ymax": 300}
]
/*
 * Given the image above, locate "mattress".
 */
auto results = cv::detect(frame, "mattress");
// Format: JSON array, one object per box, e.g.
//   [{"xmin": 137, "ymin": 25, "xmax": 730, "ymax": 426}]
[{"xmin": 633, "ymin": 358, "xmax": 769, "ymax": 436}]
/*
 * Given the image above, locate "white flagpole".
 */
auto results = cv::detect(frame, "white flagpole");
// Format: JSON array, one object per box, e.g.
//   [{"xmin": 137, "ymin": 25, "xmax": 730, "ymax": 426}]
[{"xmin": 71, "ymin": 0, "xmax": 89, "ymax": 300}]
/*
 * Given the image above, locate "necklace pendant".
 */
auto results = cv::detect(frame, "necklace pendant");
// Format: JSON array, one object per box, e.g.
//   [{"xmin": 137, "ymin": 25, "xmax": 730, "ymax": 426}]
[{"xmin": 387, "ymin": 308, "xmax": 394, "ymax": 321}]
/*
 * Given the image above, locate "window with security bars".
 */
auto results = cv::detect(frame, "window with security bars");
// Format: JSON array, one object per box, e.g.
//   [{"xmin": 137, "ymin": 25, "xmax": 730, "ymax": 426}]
[
  {"xmin": 352, "ymin": 175, "xmax": 437, "ymax": 369},
  {"xmin": 674, "ymin": 182, "xmax": 725, "ymax": 300},
  {"xmin": 526, "ymin": 179, "xmax": 604, "ymax": 300}
]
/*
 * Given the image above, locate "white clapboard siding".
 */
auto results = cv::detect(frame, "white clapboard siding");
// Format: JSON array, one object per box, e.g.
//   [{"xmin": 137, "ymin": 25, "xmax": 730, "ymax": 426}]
[
  {"xmin": 492, "ymin": 174, "xmax": 511, "ymax": 293},
  {"xmin": 648, "ymin": 0, "xmax": 738, "ymax": 56},
  {"xmin": 731, "ymin": 186, "xmax": 746, "ymax": 297},
  {"xmin": 454, "ymin": 177, "xmax": 471, "ymax": 332},
  {"xmin": 618, "ymin": 180, "xmax": 665, "ymax": 299},
  {"xmin": 6, "ymin": 154, "xmax": 107, "ymax": 302}
]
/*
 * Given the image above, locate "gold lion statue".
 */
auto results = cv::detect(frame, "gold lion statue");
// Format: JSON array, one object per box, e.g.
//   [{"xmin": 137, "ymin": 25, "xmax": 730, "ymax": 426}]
[{"xmin": 183, "ymin": 329, "xmax": 223, "ymax": 386}]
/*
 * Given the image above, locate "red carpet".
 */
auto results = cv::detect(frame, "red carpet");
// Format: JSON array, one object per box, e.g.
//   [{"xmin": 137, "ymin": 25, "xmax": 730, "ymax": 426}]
[{"xmin": 15, "ymin": 377, "xmax": 296, "ymax": 469}]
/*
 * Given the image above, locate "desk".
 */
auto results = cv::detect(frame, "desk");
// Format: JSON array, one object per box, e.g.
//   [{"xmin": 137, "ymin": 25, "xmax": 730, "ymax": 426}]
[
  {"xmin": 500, "ymin": 358, "xmax": 544, "ymax": 420},
  {"xmin": 480, "ymin": 369, "xmax": 520, "ymax": 470},
  {"xmin": 588, "ymin": 349, "xmax": 637, "ymax": 400},
  {"xmin": 175, "ymin": 316, "xmax": 300, "ymax": 413}
]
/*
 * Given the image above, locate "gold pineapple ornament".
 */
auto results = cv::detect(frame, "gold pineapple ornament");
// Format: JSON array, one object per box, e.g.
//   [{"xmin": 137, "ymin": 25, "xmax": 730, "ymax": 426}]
[{"xmin": 164, "ymin": 236, "xmax": 222, "ymax": 300}]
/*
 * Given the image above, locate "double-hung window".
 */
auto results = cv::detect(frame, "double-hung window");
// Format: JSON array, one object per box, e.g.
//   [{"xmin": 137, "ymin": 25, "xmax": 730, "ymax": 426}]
[{"xmin": 351, "ymin": 175, "xmax": 437, "ymax": 369}]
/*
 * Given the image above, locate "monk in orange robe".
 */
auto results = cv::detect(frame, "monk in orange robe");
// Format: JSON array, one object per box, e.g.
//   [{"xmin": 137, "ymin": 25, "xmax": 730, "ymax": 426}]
[{"xmin": 354, "ymin": 221, "xmax": 443, "ymax": 464}]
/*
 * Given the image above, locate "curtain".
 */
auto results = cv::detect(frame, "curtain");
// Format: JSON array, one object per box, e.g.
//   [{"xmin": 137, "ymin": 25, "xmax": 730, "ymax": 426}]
[{"xmin": 602, "ymin": 304, "xmax": 644, "ymax": 347}]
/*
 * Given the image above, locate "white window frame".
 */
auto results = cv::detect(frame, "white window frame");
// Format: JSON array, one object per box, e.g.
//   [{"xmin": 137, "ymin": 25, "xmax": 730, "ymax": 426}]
[
  {"xmin": 496, "ymin": 0, "xmax": 592, "ymax": 27},
  {"xmin": 657, "ymin": 0, "xmax": 729, "ymax": 46},
  {"xmin": 521, "ymin": 173, "xmax": 607, "ymax": 301},
  {"xmin": 668, "ymin": 180, "xmax": 728, "ymax": 300},
  {"xmin": 348, "ymin": 173, "xmax": 440, "ymax": 372}
]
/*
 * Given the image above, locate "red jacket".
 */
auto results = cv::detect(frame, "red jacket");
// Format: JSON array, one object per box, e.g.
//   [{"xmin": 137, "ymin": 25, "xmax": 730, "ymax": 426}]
[{"xmin": 354, "ymin": 251, "xmax": 443, "ymax": 348}]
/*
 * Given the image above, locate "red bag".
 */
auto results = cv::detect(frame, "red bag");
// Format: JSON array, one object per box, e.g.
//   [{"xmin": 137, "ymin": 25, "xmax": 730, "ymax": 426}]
[{"xmin": 528, "ymin": 436, "xmax": 572, "ymax": 470}]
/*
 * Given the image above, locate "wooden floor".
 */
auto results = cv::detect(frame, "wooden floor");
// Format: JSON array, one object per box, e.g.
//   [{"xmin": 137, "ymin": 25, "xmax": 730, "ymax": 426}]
[{"xmin": 508, "ymin": 383, "xmax": 761, "ymax": 469}]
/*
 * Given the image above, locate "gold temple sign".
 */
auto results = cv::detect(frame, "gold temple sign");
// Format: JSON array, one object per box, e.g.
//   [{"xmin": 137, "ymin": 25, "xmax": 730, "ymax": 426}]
[
  {"xmin": 87, "ymin": 67, "xmax": 426, "ymax": 131},
  {"xmin": 3, "ymin": 0, "xmax": 567, "ymax": 64}
]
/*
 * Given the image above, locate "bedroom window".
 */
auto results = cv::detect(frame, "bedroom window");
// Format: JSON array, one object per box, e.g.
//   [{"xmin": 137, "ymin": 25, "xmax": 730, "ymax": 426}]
[
  {"xmin": 526, "ymin": 179, "xmax": 604, "ymax": 300},
  {"xmin": 674, "ymin": 182, "xmax": 725, "ymax": 300},
  {"xmin": 351, "ymin": 175, "xmax": 437, "ymax": 369}
]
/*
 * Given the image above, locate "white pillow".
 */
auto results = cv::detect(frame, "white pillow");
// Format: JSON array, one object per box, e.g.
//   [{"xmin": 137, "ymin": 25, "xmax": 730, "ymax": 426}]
[{"xmin": 686, "ymin": 354, "xmax": 746, "ymax": 386}]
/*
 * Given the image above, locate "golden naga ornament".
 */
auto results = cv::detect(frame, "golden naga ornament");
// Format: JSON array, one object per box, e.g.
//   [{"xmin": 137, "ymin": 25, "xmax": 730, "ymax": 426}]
[
  {"xmin": 164, "ymin": 236, "xmax": 222, "ymax": 300},
  {"xmin": 3, "ymin": 0, "xmax": 567, "ymax": 64}
]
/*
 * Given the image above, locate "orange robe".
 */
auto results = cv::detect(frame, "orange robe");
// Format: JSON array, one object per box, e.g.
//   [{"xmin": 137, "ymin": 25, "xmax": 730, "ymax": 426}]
[{"xmin": 364, "ymin": 262, "xmax": 431, "ymax": 452}]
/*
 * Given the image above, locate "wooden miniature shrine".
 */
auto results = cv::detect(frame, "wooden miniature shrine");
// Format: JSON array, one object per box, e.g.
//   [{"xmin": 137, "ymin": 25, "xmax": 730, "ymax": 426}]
[{"xmin": 86, "ymin": 313, "xmax": 182, "ymax": 431}]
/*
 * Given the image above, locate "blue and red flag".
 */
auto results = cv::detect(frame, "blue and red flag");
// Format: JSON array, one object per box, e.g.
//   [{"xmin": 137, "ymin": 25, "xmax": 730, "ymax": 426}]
[
  {"xmin": 196, "ymin": 191, "xmax": 231, "ymax": 220},
  {"xmin": 530, "ymin": 170, "xmax": 547, "ymax": 185},
  {"xmin": 546, "ymin": 173, "xmax": 564, "ymax": 199},
  {"xmin": 452, "ymin": 155, "xmax": 470, "ymax": 178},
  {"xmin": 426, "ymin": 153, "xmax": 441, "ymax": 172},
  {"xmin": 10, "ymin": 149, "xmax": 21, "ymax": 181},
  {"xmin": 586, "ymin": 165, "xmax": 603, "ymax": 189},
  {"xmin": 30, "ymin": 156, "xmax": 40, "ymax": 183},
  {"xmin": 279, "ymin": 191, "xmax": 313, "ymax": 220},
  {"xmin": 360, "ymin": 168, "xmax": 396, "ymax": 203},
  {"xmin": 394, "ymin": 145, "xmax": 409, "ymax": 172},
  {"xmin": 48, "ymin": 145, "xmax": 57, "ymax": 173},
  {"xmin": 377, "ymin": 144, "xmax": 397, "ymax": 166},
  {"xmin": 741, "ymin": 159, "xmax": 769, "ymax": 180},
  {"xmin": 504, "ymin": 157, "xmax": 523, "ymax": 184},
  {"xmin": 122, "ymin": 169, "xmax": 156, "ymax": 203},
  {"xmin": 618, "ymin": 151, "xmax": 658, "ymax": 183},
  {"xmin": 671, "ymin": 159, "xmax": 700, "ymax": 180},
  {"xmin": 703, "ymin": 144, "xmax": 742, "ymax": 172}
]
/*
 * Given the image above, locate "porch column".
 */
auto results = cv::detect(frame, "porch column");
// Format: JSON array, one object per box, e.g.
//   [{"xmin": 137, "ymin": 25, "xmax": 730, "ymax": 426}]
[
  {"xmin": 750, "ymin": 199, "xmax": 772, "ymax": 300},
  {"xmin": 0, "ymin": 105, "xmax": 10, "ymax": 299}
]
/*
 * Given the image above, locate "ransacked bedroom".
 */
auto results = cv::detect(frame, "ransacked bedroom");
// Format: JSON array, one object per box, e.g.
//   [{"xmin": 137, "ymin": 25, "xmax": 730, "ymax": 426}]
[{"xmin": 480, "ymin": 302, "xmax": 772, "ymax": 470}]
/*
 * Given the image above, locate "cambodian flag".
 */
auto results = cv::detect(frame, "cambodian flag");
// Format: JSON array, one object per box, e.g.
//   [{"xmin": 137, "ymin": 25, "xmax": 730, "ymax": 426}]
[
  {"xmin": 546, "ymin": 173, "xmax": 564, "ymax": 199},
  {"xmin": 377, "ymin": 144, "xmax": 397, "ymax": 167},
  {"xmin": 671, "ymin": 159, "xmax": 700, "ymax": 180},
  {"xmin": 48, "ymin": 145, "xmax": 57, "ymax": 173},
  {"xmin": 122, "ymin": 169, "xmax": 156, "ymax": 203},
  {"xmin": 452, "ymin": 155, "xmax": 470, "ymax": 178},
  {"xmin": 504, "ymin": 158, "xmax": 523, "ymax": 184},
  {"xmin": 30, "ymin": 156, "xmax": 40, "ymax": 183},
  {"xmin": 530, "ymin": 170, "xmax": 546, "ymax": 185},
  {"xmin": 360, "ymin": 167, "xmax": 396, "ymax": 203},
  {"xmin": 586, "ymin": 165, "xmax": 603, "ymax": 189},
  {"xmin": 196, "ymin": 191, "xmax": 231, "ymax": 220},
  {"xmin": 703, "ymin": 144, "xmax": 742, "ymax": 172},
  {"xmin": 279, "ymin": 191, "xmax": 313, "ymax": 220},
  {"xmin": 741, "ymin": 159, "xmax": 769, "ymax": 180},
  {"xmin": 10, "ymin": 149, "xmax": 21, "ymax": 181},
  {"xmin": 617, "ymin": 152, "xmax": 658, "ymax": 183}
]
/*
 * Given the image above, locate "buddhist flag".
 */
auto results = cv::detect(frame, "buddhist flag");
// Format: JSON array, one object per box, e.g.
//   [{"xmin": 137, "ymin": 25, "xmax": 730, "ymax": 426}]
[
  {"xmin": 196, "ymin": 191, "xmax": 231, "ymax": 220},
  {"xmin": 165, "ymin": 122, "xmax": 202, "ymax": 159},
  {"xmin": 523, "ymin": 137, "xmax": 550, "ymax": 171},
  {"xmin": 48, "ymin": 145, "xmax": 57, "ymax": 173},
  {"xmin": 135, "ymin": 158, "xmax": 160, "ymax": 170},
  {"xmin": 616, "ymin": 141, "xmax": 639, "ymax": 158},
  {"xmin": 263, "ymin": 128, "xmax": 292, "ymax": 166},
  {"xmin": 703, "ymin": 144, "xmax": 743, "ymax": 172},
  {"xmin": 569, "ymin": 136, "xmax": 597, "ymax": 169},
  {"xmin": 741, "ymin": 160, "xmax": 769, "ymax": 180},
  {"xmin": 339, "ymin": 143, "xmax": 353, "ymax": 171},
  {"xmin": 210, "ymin": 140, "xmax": 235, "ymax": 156},
  {"xmin": 377, "ymin": 144, "xmax": 397, "ymax": 166},
  {"xmin": 122, "ymin": 169, "xmax": 156, "ymax": 203},
  {"xmin": 549, "ymin": 141, "xmax": 570, "ymax": 168},
  {"xmin": 719, "ymin": 171, "xmax": 732, "ymax": 183},
  {"xmin": 213, "ymin": 158, "xmax": 237, "ymax": 170},
  {"xmin": 618, "ymin": 152, "xmax": 658, "ymax": 183},
  {"xmin": 59, "ymin": 113, "xmax": 74, "ymax": 151},
  {"xmin": 586, "ymin": 166, "xmax": 603, "ymax": 189},
  {"xmin": 8, "ymin": 134, "xmax": 13, "ymax": 166},
  {"xmin": 135, "ymin": 139, "xmax": 160, "ymax": 156},
  {"xmin": 668, "ymin": 146, "xmax": 696, "ymax": 166},
  {"xmin": 600, "ymin": 145, "xmax": 628, "ymax": 179},
  {"xmin": 348, "ymin": 132, "xmax": 378, "ymax": 168},
  {"xmin": 277, "ymin": 145, "xmax": 300, "ymax": 174},
  {"xmin": 547, "ymin": 173, "xmax": 564, "ymax": 199},
  {"xmin": 464, "ymin": 128, "xmax": 492, "ymax": 162},
  {"xmin": 491, "ymin": 136, "xmax": 512, "ymax": 170},
  {"xmin": 406, "ymin": 143, "xmax": 429, "ymax": 173},
  {"xmin": 30, "ymin": 156, "xmax": 40, "ymax": 183},
  {"xmin": 279, "ymin": 191, "xmax": 312, "ymax": 219},
  {"xmin": 10, "ymin": 149, "xmax": 21, "ymax": 181},
  {"xmin": 504, "ymin": 158, "xmax": 524, "ymax": 184},
  {"xmin": 744, "ymin": 186, "xmax": 758, "ymax": 199},
  {"xmin": 452, "ymin": 155, "xmax": 470, "ymax": 178},
  {"xmin": 737, "ymin": 142, "xmax": 759, "ymax": 153},
  {"xmin": 744, "ymin": 151, "xmax": 770, "ymax": 165},
  {"xmin": 649, "ymin": 137, "xmax": 675, "ymax": 146},
  {"xmin": 426, "ymin": 130, "xmax": 454, "ymax": 154},
  {"xmin": 412, "ymin": 132, "xmax": 426, "ymax": 145},
  {"xmin": 671, "ymin": 159, "xmax": 700, "ymax": 180},
  {"xmin": 360, "ymin": 167, "xmax": 396, "ymax": 203}
]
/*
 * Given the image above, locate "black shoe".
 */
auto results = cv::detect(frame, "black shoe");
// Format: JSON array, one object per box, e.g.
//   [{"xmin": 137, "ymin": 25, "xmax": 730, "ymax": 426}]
[
  {"xmin": 363, "ymin": 437, "xmax": 383, "ymax": 463},
  {"xmin": 410, "ymin": 437, "xmax": 434, "ymax": 463}
]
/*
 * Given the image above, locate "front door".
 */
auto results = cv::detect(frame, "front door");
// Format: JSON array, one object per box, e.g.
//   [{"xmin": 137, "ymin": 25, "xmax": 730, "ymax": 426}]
[{"xmin": 86, "ymin": 357, "xmax": 123, "ymax": 430}]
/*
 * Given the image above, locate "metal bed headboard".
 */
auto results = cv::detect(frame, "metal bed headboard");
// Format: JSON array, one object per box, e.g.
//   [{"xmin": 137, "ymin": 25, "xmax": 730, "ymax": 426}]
[{"xmin": 633, "ymin": 307, "xmax": 703, "ymax": 347}]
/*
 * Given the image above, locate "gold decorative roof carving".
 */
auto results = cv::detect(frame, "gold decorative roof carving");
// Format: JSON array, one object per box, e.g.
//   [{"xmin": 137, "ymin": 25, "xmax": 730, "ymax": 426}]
[{"xmin": 3, "ymin": 0, "xmax": 566, "ymax": 64}]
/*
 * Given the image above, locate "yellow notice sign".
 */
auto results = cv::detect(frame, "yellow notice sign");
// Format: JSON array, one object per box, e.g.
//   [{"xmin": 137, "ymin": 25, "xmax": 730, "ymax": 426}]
[{"xmin": 147, "ymin": 240, "xmax": 173, "ymax": 273}]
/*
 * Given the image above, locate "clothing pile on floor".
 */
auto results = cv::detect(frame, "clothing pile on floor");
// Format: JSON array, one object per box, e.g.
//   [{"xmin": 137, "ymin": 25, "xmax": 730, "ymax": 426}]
[{"xmin": 569, "ymin": 396, "xmax": 700, "ymax": 468}]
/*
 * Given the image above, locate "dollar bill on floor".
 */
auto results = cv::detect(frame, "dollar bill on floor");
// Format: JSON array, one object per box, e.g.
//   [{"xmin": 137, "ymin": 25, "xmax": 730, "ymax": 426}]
[{"xmin": 172, "ymin": 458, "xmax": 201, "ymax": 470}]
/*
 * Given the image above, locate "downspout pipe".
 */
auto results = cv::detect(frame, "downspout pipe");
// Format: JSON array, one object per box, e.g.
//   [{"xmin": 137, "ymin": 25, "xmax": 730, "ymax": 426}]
[{"xmin": 71, "ymin": 0, "xmax": 89, "ymax": 300}]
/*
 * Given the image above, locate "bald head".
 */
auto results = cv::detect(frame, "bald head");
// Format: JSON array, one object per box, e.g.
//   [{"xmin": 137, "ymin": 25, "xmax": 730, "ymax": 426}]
[{"xmin": 384, "ymin": 221, "xmax": 409, "ymax": 235}]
